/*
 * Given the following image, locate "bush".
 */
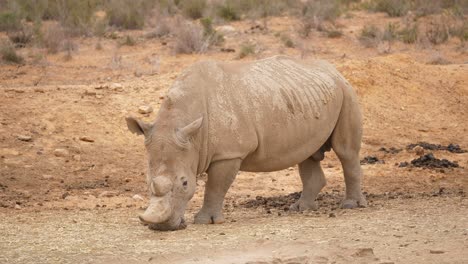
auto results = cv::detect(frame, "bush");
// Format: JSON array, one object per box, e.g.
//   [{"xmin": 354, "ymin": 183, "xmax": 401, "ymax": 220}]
[
  {"xmin": 302, "ymin": 0, "xmax": 341, "ymax": 22},
  {"xmin": 218, "ymin": 3, "xmax": 240, "ymax": 21},
  {"xmin": 0, "ymin": 41, "xmax": 24, "ymax": 64},
  {"xmin": 121, "ymin": 35, "xmax": 136, "ymax": 46},
  {"xmin": 399, "ymin": 24, "xmax": 418, "ymax": 43},
  {"xmin": 180, "ymin": 0, "xmax": 206, "ymax": 20},
  {"xmin": 326, "ymin": 29, "xmax": 343, "ymax": 38},
  {"xmin": 359, "ymin": 25, "xmax": 381, "ymax": 47},
  {"xmin": 44, "ymin": 24, "xmax": 65, "ymax": 54},
  {"xmin": 426, "ymin": 21, "xmax": 449, "ymax": 45},
  {"xmin": 8, "ymin": 24, "xmax": 33, "ymax": 46},
  {"xmin": 0, "ymin": 11, "xmax": 21, "ymax": 32},
  {"xmin": 106, "ymin": 0, "xmax": 147, "ymax": 29},
  {"xmin": 280, "ymin": 34, "xmax": 295, "ymax": 48},
  {"xmin": 200, "ymin": 17, "xmax": 224, "ymax": 45},
  {"xmin": 382, "ymin": 22, "xmax": 399, "ymax": 41},
  {"xmin": 372, "ymin": 0, "xmax": 410, "ymax": 17},
  {"xmin": 238, "ymin": 42, "xmax": 255, "ymax": 58},
  {"xmin": 174, "ymin": 21, "xmax": 207, "ymax": 54}
]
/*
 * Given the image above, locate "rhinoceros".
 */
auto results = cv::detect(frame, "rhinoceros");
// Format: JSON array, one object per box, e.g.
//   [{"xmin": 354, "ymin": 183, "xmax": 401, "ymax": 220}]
[{"xmin": 127, "ymin": 55, "xmax": 367, "ymax": 231}]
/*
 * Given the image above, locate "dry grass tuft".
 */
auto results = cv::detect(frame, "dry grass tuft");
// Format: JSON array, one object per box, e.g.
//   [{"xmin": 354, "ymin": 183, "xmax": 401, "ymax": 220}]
[
  {"xmin": 238, "ymin": 42, "xmax": 255, "ymax": 59},
  {"xmin": 0, "ymin": 40, "xmax": 24, "ymax": 64},
  {"xmin": 173, "ymin": 20, "xmax": 208, "ymax": 54},
  {"xmin": 359, "ymin": 25, "xmax": 382, "ymax": 47}
]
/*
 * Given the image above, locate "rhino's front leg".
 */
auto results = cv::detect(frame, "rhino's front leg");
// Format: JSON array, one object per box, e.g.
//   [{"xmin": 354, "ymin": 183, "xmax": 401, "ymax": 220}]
[{"xmin": 194, "ymin": 158, "xmax": 241, "ymax": 224}]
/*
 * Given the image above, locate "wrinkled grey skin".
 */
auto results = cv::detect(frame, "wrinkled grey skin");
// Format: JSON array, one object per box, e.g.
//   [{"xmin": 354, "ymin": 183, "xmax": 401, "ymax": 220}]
[{"xmin": 127, "ymin": 55, "xmax": 367, "ymax": 231}]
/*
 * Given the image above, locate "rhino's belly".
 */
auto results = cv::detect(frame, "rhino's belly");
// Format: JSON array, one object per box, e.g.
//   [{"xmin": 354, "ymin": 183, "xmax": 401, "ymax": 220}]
[{"xmin": 239, "ymin": 98, "xmax": 342, "ymax": 172}]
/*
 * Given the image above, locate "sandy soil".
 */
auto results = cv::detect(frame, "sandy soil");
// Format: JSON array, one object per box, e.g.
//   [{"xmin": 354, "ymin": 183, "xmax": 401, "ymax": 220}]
[{"xmin": 1, "ymin": 13, "xmax": 467, "ymax": 264}]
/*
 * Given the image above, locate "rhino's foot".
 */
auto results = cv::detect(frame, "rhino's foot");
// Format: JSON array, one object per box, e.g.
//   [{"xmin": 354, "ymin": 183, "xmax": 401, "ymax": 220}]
[
  {"xmin": 341, "ymin": 196, "xmax": 367, "ymax": 209},
  {"xmin": 194, "ymin": 211, "xmax": 225, "ymax": 225},
  {"xmin": 289, "ymin": 199, "xmax": 319, "ymax": 212}
]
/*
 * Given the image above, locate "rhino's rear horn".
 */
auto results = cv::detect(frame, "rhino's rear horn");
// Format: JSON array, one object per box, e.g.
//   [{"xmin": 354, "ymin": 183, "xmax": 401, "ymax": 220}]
[{"xmin": 177, "ymin": 117, "xmax": 203, "ymax": 140}]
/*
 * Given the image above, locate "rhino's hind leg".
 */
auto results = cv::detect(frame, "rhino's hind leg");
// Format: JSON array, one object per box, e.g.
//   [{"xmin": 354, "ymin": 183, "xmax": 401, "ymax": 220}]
[
  {"xmin": 331, "ymin": 89, "xmax": 367, "ymax": 209},
  {"xmin": 194, "ymin": 159, "xmax": 241, "ymax": 225},
  {"xmin": 290, "ymin": 157, "xmax": 326, "ymax": 211}
]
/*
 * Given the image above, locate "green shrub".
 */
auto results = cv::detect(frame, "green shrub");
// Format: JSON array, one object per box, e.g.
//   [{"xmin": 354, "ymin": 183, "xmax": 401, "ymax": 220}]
[
  {"xmin": 382, "ymin": 22, "xmax": 399, "ymax": 41},
  {"xmin": 373, "ymin": 0, "xmax": 410, "ymax": 17},
  {"xmin": 0, "ymin": 12, "xmax": 21, "ymax": 32},
  {"xmin": 399, "ymin": 24, "xmax": 418, "ymax": 43},
  {"xmin": 302, "ymin": 0, "xmax": 341, "ymax": 22},
  {"xmin": 359, "ymin": 25, "xmax": 381, "ymax": 47},
  {"xmin": 218, "ymin": 3, "xmax": 240, "ymax": 21},
  {"xmin": 426, "ymin": 21, "xmax": 449, "ymax": 45},
  {"xmin": 106, "ymin": 0, "xmax": 146, "ymax": 29},
  {"xmin": 238, "ymin": 43, "xmax": 255, "ymax": 58},
  {"xmin": 8, "ymin": 24, "xmax": 33, "ymax": 46},
  {"xmin": 0, "ymin": 41, "xmax": 24, "ymax": 64},
  {"xmin": 180, "ymin": 0, "xmax": 206, "ymax": 20},
  {"xmin": 200, "ymin": 17, "xmax": 224, "ymax": 45},
  {"xmin": 121, "ymin": 35, "xmax": 136, "ymax": 46},
  {"xmin": 280, "ymin": 34, "xmax": 295, "ymax": 47}
]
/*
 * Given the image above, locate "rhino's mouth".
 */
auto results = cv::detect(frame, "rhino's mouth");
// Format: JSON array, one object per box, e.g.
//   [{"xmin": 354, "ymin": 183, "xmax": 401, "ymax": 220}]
[{"xmin": 147, "ymin": 217, "xmax": 186, "ymax": 231}]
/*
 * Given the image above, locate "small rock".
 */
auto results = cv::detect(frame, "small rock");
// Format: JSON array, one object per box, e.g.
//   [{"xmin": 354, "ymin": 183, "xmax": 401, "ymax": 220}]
[
  {"xmin": 34, "ymin": 88, "xmax": 45, "ymax": 93},
  {"xmin": 430, "ymin": 250, "xmax": 445, "ymax": 254},
  {"xmin": 84, "ymin": 90, "xmax": 97, "ymax": 96},
  {"xmin": 79, "ymin": 136, "xmax": 94, "ymax": 143},
  {"xmin": 94, "ymin": 84, "xmax": 108, "ymax": 90},
  {"xmin": 17, "ymin": 135, "xmax": 32, "ymax": 142},
  {"xmin": 138, "ymin": 105, "xmax": 153, "ymax": 114},
  {"xmin": 219, "ymin": 232, "xmax": 226, "ymax": 235},
  {"xmin": 124, "ymin": 178, "xmax": 131, "ymax": 182},
  {"xmin": 329, "ymin": 212, "xmax": 336, "ymax": 218},
  {"xmin": 14, "ymin": 204, "xmax": 21, "ymax": 210},
  {"xmin": 42, "ymin": 174, "xmax": 54, "ymax": 180},
  {"xmin": 413, "ymin": 146, "xmax": 424, "ymax": 156},
  {"xmin": 62, "ymin": 192, "xmax": 69, "ymax": 199},
  {"xmin": 110, "ymin": 83, "xmax": 123, "ymax": 91},
  {"xmin": 132, "ymin": 194, "xmax": 144, "ymax": 201},
  {"xmin": 72, "ymin": 155, "xmax": 81, "ymax": 161},
  {"xmin": 99, "ymin": 191, "xmax": 118, "ymax": 198},
  {"xmin": 53, "ymin": 148, "xmax": 69, "ymax": 157}
]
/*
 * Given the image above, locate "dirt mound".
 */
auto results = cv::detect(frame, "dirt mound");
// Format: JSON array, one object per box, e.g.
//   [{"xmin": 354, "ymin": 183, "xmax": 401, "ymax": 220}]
[
  {"xmin": 400, "ymin": 153, "xmax": 460, "ymax": 169},
  {"xmin": 360, "ymin": 156, "xmax": 384, "ymax": 164},
  {"xmin": 406, "ymin": 142, "xmax": 466, "ymax": 153}
]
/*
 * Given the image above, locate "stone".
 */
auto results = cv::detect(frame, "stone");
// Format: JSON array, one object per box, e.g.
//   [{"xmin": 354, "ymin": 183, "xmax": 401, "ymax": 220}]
[
  {"xmin": 17, "ymin": 135, "xmax": 32, "ymax": 142},
  {"xmin": 413, "ymin": 146, "xmax": 424, "ymax": 156},
  {"xmin": 138, "ymin": 105, "xmax": 153, "ymax": 114},
  {"xmin": 53, "ymin": 148, "xmax": 69, "ymax": 157},
  {"xmin": 99, "ymin": 191, "xmax": 118, "ymax": 198},
  {"xmin": 110, "ymin": 83, "xmax": 123, "ymax": 91},
  {"xmin": 14, "ymin": 204, "xmax": 21, "ymax": 210},
  {"xmin": 84, "ymin": 90, "xmax": 97, "ymax": 96},
  {"xmin": 132, "ymin": 194, "xmax": 144, "ymax": 201},
  {"xmin": 79, "ymin": 136, "xmax": 94, "ymax": 143},
  {"xmin": 73, "ymin": 155, "xmax": 81, "ymax": 161},
  {"xmin": 42, "ymin": 174, "xmax": 54, "ymax": 180}
]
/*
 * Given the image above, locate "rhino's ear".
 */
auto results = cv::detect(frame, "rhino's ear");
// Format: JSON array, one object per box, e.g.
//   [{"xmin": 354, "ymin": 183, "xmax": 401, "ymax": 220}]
[
  {"xmin": 177, "ymin": 117, "xmax": 203, "ymax": 140},
  {"xmin": 126, "ymin": 116, "xmax": 152, "ymax": 136}
]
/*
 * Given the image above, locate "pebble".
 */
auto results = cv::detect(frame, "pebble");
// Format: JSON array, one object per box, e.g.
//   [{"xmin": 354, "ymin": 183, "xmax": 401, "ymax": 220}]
[
  {"xmin": 110, "ymin": 83, "xmax": 123, "ymax": 91},
  {"xmin": 84, "ymin": 90, "xmax": 97, "ymax": 96},
  {"xmin": 329, "ymin": 212, "xmax": 336, "ymax": 218},
  {"xmin": 72, "ymin": 155, "xmax": 81, "ymax": 161},
  {"xmin": 34, "ymin": 88, "xmax": 45, "ymax": 93},
  {"xmin": 17, "ymin": 135, "xmax": 32, "ymax": 142},
  {"xmin": 42, "ymin": 174, "xmax": 54, "ymax": 180},
  {"xmin": 132, "ymin": 194, "xmax": 144, "ymax": 201},
  {"xmin": 413, "ymin": 146, "xmax": 424, "ymax": 156},
  {"xmin": 14, "ymin": 204, "xmax": 21, "ymax": 210},
  {"xmin": 138, "ymin": 105, "xmax": 153, "ymax": 114},
  {"xmin": 53, "ymin": 148, "xmax": 69, "ymax": 157},
  {"xmin": 79, "ymin": 136, "xmax": 94, "ymax": 143},
  {"xmin": 430, "ymin": 250, "xmax": 445, "ymax": 254},
  {"xmin": 99, "ymin": 191, "xmax": 118, "ymax": 198}
]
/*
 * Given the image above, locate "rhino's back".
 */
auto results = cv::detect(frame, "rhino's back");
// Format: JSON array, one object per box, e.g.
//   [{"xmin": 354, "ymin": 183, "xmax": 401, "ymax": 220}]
[{"xmin": 189, "ymin": 56, "xmax": 347, "ymax": 171}]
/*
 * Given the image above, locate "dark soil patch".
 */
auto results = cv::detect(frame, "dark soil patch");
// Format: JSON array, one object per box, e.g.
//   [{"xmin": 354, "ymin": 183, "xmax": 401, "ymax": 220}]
[
  {"xmin": 360, "ymin": 156, "xmax": 384, "ymax": 164},
  {"xmin": 406, "ymin": 142, "xmax": 466, "ymax": 153},
  {"xmin": 240, "ymin": 188, "xmax": 465, "ymax": 212},
  {"xmin": 410, "ymin": 153, "xmax": 459, "ymax": 168},
  {"xmin": 379, "ymin": 147, "xmax": 402, "ymax": 154}
]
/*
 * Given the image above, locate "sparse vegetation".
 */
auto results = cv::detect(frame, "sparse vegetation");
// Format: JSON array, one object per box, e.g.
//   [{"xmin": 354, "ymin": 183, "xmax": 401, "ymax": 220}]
[
  {"xmin": 0, "ymin": 41, "xmax": 24, "ymax": 64},
  {"xmin": 238, "ymin": 42, "xmax": 255, "ymax": 58},
  {"xmin": 106, "ymin": 0, "xmax": 147, "ymax": 29},
  {"xmin": 359, "ymin": 25, "xmax": 381, "ymax": 47},
  {"xmin": 174, "ymin": 20, "xmax": 207, "ymax": 54},
  {"xmin": 399, "ymin": 23, "xmax": 419, "ymax": 43},
  {"xmin": 373, "ymin": 0, "xmax": 410, "ymax": 17},
  {"xmin": 180, "ymin": 0, "xmax": 207, "ymax": 20},
  {"xmin": 218, "ymin": 2, "xmax": 240, "ymax": 21},
  {"xmin": 0, "ymin": 11, "xmax": 21, "ymax": 32},
  {"xmin": 121, "ymin": 35, "xmax": 137, "ymax": 46},
  {"xmin": 280, "ymin": 34, "xmax": 295, "ymax": 48},
  {"xmin": 426, "ymin": 20, "xmax": 450, "ymax": 45},
  {"xmin": 8, "ymin": 24, "xmax": 33, "ymax": 46},
  {"xmin": 44, "ymin": 24, "xmax": 65, "ymax": 54},
  {"xmin": 326, "ymin": 29, "xmax": 343, "ymax": 38},
  {"xmin": 200, "ymin": 17, "xmax": 224, "ymax": 46}
]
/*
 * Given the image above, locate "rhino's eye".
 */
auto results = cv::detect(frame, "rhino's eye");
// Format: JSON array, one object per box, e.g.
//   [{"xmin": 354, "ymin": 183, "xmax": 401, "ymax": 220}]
[{"xmin": 182, "ymin": 180, "xmax": 188, "ymax": 187}]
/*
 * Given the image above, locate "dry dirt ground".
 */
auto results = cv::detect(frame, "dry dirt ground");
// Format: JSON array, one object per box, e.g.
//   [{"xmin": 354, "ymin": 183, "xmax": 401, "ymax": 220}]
[{"xmin": 1, "ymin": 13, "xmax": 467, "ymax": 264}]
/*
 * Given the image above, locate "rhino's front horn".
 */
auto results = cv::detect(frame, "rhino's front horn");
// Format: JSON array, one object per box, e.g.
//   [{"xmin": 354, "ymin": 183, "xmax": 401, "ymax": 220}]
[
  {"xmin": 150, "ymin": 176, "xmax": 173, "ymax": 197},
  {"xmin": 139, "ymin": 196, "xmax": 172, "ymax": 224}
]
